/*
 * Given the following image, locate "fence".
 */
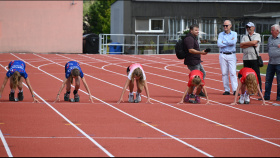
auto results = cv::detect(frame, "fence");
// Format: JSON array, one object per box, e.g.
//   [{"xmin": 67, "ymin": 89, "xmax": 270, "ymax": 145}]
[{"xmin": 99, "ymin": 34, "xmax": 271, "ymax": 55}]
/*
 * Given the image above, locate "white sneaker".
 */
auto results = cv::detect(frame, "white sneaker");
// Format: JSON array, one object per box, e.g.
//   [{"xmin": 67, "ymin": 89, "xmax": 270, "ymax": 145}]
[
  {"xmin": 244, "ymin": 93, "xmax": 250, "ymax": 104},
  {"xmin": 136, "ymin": 92, "xmax": 141, "ymax": 102},
  {"xmin": 128, "ymin": 94, "xmax": 134, "ymax": 103},
  {"xmin": 239, "ymin": 94, "xmax": 245, "ymax": 104}
]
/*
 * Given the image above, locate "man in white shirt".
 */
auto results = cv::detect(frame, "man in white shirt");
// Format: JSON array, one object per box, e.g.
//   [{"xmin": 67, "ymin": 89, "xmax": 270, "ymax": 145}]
[{"xmin": 240, "ymin": 22, "xmax": 262, "ymax": 92}]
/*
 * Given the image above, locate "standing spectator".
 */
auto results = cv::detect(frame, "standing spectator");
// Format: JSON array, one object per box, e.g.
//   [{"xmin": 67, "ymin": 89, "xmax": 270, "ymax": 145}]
[
  {"xmin": 240, "ymin": 22, "xmax": 262, "ymax": 92},
  {"xmin": 264, "ymin": 24, "xmax": 280, "ymax": 101},
  {"xmin": 184, "ymin": 24, "xmax": 208, "ymax": 97},
  {"xmin": 217, "ymin": 20, "xmax": 238, "ymax": 95}
]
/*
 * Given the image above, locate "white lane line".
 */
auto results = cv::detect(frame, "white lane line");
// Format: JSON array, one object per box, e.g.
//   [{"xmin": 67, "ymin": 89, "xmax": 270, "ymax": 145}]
[
  {"xmin": 10, "ymin": 53, "xmax": 114, "ymax": 157},
  {"xmin": 84, "ymin": 54, "xmax": 280, "ymax": 122},
  {"xmin": 60, "ymin": 54, "xmax": 280, "ymax": 148},
  {"xmin": 4, "ymin": 136, "xmax": 280, "ymax": 140},
  {"xmin": 0, "ymin": 129, "xmax": 13, "ymax": 157},
  {"xmin": 33, "ymin": 53, "xmax": 214, "ymax": 157}
]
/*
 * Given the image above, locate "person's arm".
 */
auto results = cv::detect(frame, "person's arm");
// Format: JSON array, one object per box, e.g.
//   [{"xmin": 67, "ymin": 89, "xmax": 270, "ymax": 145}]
[
  {"xmin": 217, "ymin": 33, "xmax": 227, "ymax": 48},
  {"xmin": 240, "ymin": 40, "xmax": 258, "ymax": 48},
  {"xmin": 257, "ymin": 85, "xmax": 266, "ymax": 105},
  {"xmin": 143, "ymin": 80, "xmax": 152, "ymax": 104},
  {"xmin": 202, "ymin": 86, "xmax": 210, "ymax": 105},
  {"xmin": 231, "ymin": 80, "xmax": 242, "ymax": 105},
  {"xmin": 25, "ymin": 77, "xmax": 40, "ymax": 103},
  {"xmin": 0, "ymin": 76, "xmax": 9, "ymax": 99},
  {"xmin": 81, "ymin": 77, "xmax": 93, "ymax": 103},
  {"xmin": 117, "ymin": 78, "xmax": 131, "ymax": 104},
  {"xmin": 188, "ymin": 49, "xmax": 208, "ymax": 55},
  {"xmin": 226, "ymin": 32, "xmax": 237, "ymax": 46},
  {"xmin": 54, "ymin": 78, "xmax": 68, "ymax": 103},
  {"xmin": 178, "ymin": 86, "xmax": 189, "ymax": 104}
]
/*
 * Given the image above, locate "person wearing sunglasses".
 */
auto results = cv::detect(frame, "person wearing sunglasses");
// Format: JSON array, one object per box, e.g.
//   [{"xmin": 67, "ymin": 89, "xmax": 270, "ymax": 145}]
[
  {"xmin": 217, "ymin": 20, "xmax": 238, "ymax": 96},
  {"xmin": 240, "ymin": 22, "xmax": 262, "ymax": 94}
]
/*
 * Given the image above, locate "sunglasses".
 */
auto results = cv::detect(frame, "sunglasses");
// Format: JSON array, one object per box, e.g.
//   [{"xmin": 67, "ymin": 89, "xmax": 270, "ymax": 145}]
[
  {"xmin": 246, "ymin": 26, "xmax": 251, "ymax": 29},
  {"xmin": 223, "ymin": 25, "xmax": 229, "ymax": 27}
]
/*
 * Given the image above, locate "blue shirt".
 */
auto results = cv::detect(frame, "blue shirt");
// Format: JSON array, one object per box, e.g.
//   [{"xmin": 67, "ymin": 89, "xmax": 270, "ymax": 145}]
[
  {"xmin": 65, "ymin": 61, "xmax": 84, "ymax": 79},
  {"xmin": 6, "ymin": 60, "xmax": 28, "ymax": 79},
  {"xmin": 217, "ymin": 31, "xmax": 237, "ymax": 53}
]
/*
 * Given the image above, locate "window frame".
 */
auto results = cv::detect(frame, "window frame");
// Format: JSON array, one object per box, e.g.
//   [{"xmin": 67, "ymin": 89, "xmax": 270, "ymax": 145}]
[{"xmin": 135, "ymin": 18, "xmax": 165, "ymax": 33}]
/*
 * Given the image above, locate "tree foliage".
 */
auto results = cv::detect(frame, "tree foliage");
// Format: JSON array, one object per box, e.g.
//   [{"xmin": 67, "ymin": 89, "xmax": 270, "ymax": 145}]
[{"xmin": 85, "ymin": 0, "xmax": 116, "ymax": 35}]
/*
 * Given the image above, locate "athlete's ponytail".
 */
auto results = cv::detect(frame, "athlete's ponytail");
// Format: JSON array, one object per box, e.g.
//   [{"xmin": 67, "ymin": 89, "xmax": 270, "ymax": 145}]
[{"xmin": 11, "ymin": 71, "xmax": 21, "ymax": 89}]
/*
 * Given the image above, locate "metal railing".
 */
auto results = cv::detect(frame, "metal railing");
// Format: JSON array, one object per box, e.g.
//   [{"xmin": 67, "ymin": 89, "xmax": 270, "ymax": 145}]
[{"xmin": 99, "ymin": 34, "xmax": 271, "ymax": 55}]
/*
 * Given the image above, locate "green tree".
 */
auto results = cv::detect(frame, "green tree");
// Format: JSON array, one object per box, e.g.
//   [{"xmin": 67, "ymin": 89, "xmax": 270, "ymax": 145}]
[
  {"xmin": 87, "ymin": 0, "xmax": 116, "ymax": 34},
  {"xmin": 83, "ymin": 0, "xmax": 95, "ymax": 34}
]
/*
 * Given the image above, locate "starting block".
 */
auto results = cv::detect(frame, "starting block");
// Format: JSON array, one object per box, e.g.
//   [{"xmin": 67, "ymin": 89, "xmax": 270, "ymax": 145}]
[{"xmin": 189, "ymin": 100, "xmax": 197, "ymax": 104}]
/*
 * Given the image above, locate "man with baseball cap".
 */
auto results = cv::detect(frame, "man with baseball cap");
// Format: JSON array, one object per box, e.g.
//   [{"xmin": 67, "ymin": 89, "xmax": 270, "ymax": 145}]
[{"xmin": 240, "ymin": 22, "xmax": 262, "ymax": 93}]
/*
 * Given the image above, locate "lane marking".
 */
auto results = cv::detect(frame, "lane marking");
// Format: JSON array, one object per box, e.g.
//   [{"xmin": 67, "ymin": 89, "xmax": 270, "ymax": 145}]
[
  {"xmin": 65, "ymin": 124, "xmax": 81, "ymax": 126},
  {"xmin": 141, "ymin": 124, "xmax": 158, "ymax": 127},
  {"xmin": 4, "ymin": 136, "xmax": 280, "ymax": 140},
  {"xmin": 216, "ymin": 125, "xmax": 232, "ymax": 127},
  {"xmin": 34, "ymin": 53, "xmax": 214, "ymax": 157},
  {"xmin": 0, "ymin": 129, "xmax": 13, "ymax": 157},
  {"xmin": 9, "ymin": 53, "xmax": 114, "ymax": 158}
]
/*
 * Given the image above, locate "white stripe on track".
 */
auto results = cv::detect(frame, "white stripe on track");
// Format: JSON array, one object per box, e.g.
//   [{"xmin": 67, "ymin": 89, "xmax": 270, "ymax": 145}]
[
  {"xmin": 0, "ymin": 129, "xmax": 13, "ymax": 157},
  {"xmin": 4, "ymin": 136, "xmax": 280, "ymax": 140},
  {"xmin": 9, "ymin": 53, "xmax": 114, "ymax": 157}
]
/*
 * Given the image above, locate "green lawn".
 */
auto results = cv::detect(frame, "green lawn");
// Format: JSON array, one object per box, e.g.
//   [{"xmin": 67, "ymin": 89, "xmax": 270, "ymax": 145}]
[{"xmin": 236, "ymin": 64, "xmax": 267, "ymax": 74}]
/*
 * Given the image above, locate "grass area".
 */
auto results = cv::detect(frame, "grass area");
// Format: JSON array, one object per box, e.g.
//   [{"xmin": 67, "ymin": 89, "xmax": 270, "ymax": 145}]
[{"xmin": 236, "ymin": 64, "xmax": 267, "ymax": 74}]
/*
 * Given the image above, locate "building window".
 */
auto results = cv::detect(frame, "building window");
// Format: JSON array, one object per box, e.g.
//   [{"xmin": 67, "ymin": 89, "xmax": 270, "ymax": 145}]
[{"xmin": 136, "ymin": 19, "xmax": 164, "ymax": 33}]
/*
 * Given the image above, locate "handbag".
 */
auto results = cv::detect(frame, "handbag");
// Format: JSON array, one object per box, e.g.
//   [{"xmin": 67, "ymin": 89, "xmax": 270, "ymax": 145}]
[{"xmin": 248, "ymin": 35, "xmax": 263, "ymax": 67}]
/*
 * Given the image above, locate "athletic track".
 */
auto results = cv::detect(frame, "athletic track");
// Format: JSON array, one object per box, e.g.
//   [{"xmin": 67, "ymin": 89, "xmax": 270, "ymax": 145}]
[{"xmin": 0, "ymin": 53, "xmax": 279, "ymax": 157}]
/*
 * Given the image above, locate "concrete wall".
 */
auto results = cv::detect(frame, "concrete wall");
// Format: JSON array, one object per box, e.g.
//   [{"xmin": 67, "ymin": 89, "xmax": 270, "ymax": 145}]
[
  {"xmin": 111, "ymin": 0, "xmax": 124, "ymax": 43},
  {"xmin": 0, "ymin": 1, "xmax": 83, "ymax": 53}
]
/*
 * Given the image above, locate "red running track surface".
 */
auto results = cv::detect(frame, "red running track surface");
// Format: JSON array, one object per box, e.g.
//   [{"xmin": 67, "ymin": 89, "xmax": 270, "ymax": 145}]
[{"xmin": 0, "ymin": 53, "xmax": 280, "ymax": 157}]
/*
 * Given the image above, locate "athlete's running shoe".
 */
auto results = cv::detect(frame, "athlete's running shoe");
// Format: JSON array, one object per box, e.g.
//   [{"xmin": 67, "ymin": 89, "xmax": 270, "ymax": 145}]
[
  {"xmin": 74, "ymin": 94, "xmax": 80, "ymax": 102},
  {"xmin": 244, "ymin": 93, "xmax": 250, "ymax": 104},
  {"xmin": 128, "ymin": 94, "xmax": 134, "ymax": 103},
  {"xmin": 239, "ymin": 94, "xmax": 245, "ymax": 104},
  {"xmin": 184, "ymin": 94, "xmax": 190, "ymax": 102},
  {"xmin": 18, "ymin": 92, "xmax": 24, "ymax": 101},
  {"xmin": 136, "ymin": 92, "xmax": 141, "ymax": 102},
  {"xmin": 64, "ymin": 93, "xmax": 70, "ymax": 101},
  {"xmin": 9, "ymin": 92, "xmax": 15, "ymax": 101},
  {"xmin": 195, "ymin": 95, "xmax": 201, "ymax": 104}
]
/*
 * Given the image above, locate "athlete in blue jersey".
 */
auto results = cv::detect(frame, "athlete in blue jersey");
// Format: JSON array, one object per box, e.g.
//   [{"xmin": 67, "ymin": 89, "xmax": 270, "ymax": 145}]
[
  {"xmin": 55, "ymin": 61, "xmax": 93, "ymax": 103},
  {"xmin": 0, "ymin": 60, "xmax": 39, "ymax": 102}
]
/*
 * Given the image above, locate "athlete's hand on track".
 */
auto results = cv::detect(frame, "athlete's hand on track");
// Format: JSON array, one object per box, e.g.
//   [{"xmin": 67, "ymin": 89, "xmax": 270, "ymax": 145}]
[
  {"xmin": 89, "ymin": 96, "xmax": 94, "ymax": 103},
  {"xmin": 177, "ymin": 101, "xmax": 184, "ymax": 104},
  {"xmin": 117, "ymin": 99, "xmax": 124, "ymax": 104},
  {"xmin": 146, "ymin": 98, "xmax": 153, "ymax": 104},
  {"xmin": 33, "ymin": 97, "xmax": 40, "ymax": 103},
  {"xmin": 54, "ymin": 95, "xmax": 60, "ymax": 103}
]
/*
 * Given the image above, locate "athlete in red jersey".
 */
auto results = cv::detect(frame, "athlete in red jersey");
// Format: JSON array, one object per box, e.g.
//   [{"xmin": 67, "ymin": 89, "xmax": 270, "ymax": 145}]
[
  {"xmin": 231, "ymin": 67, "xmax": 266, "ymax": 105},
  {"xmin": 178, "ymin": 70, "xmax": 209, "ymax": 104}
]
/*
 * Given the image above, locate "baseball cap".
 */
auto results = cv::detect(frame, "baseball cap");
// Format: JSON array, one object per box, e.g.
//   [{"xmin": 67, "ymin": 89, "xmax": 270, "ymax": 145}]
[{"xmin": 246, "ymin": 22, "xmax": 255, "ymax": 27}]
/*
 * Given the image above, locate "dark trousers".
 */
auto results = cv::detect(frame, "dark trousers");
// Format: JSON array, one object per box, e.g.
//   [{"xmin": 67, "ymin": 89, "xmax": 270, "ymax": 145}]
[
  {"xmin": 243, "ymin": 60, "xmax": 262, "ymax": 92},
  {"xmin": 264, "ymin": 64, "xmax": 280, "ymax": 100}
]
